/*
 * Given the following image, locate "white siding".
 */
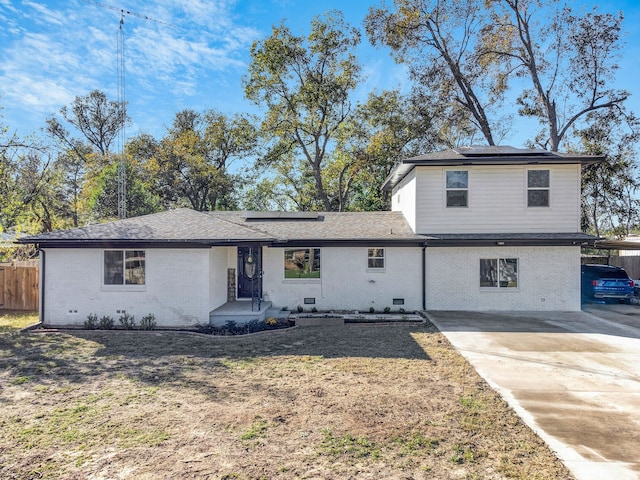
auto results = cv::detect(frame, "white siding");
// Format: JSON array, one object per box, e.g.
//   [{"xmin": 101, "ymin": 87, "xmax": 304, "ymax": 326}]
[
  {"xmin": 392, "ymin": 169, "xmax": 417, "ymax": 231},
  {"xmin": 414, "ymin": 164, "xmax": 581, "ymax": 233},
  {"xmin": 262, "ymin": 246, "xmax": 423, "ymax": 311},
  {"xmin": 425, "ymin": 246, "xmax": 581, "ymax": 311},
  {"xmin": 43, "ymin": 248, "xmax": 212, "ymax": 327}
]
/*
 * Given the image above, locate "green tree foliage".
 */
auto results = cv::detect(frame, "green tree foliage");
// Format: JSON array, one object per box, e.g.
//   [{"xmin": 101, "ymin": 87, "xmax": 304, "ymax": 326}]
[
  {"xmin": 147, "ymin": 109, "xmax": 257, "ymax": 211},
  {"xmin": 0, "ymin": 110, "xmax": 56, "ymax": 236},
  {"xmin": 578, "ymin": 110, "xmax": 640, "ymax": 237},
  {"xmin": 244, "ymin": 11, "xmax": 362, "ymax": 211},
  {"xmin": 483, "ymin": 1, "xmax": 628, "ymax": 151},
  {"xmin": 367, "ymin": 0, "xmax": 629, "ymax": 152},
  {"xmin": 335, "ymin": 90, "xmax": 442, "ymax": 211},
  {"xmin": 46, "ymin": 90, "xmax": 129, "ymax": 226},
  {"xmin": 365, "ymin": 0, "xmax": 502, "ymax": 147},
  {"xmin": 47, "ymin": 90, "xmax": 127, "ymax": 156}
]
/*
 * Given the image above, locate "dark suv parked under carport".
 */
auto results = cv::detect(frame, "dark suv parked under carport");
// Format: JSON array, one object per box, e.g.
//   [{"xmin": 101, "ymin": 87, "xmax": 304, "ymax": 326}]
[{"xmin": 581, "ymin": 264, "xmax": 635, "ymax": 303}]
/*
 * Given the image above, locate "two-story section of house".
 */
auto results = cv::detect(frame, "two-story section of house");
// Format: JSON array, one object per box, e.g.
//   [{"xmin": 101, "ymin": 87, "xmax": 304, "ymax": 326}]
[{"xmin": 382, "ymin": 146, "xmax": 602, "ymax": 311}]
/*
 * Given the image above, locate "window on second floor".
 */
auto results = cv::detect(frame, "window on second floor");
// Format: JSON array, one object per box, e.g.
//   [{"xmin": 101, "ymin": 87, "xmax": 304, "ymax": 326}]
[
  {"xmin": 446, "ymin": 170, "xmax": 468, "ymax": 207},
  {"xmin": 527, "ymin": 169, "xmax": 549, "ymax": 207}
]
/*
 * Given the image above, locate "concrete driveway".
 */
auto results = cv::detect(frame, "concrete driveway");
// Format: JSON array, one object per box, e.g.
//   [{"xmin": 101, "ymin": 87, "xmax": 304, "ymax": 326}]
[{"xmin": 426, "ymin": 306, "xmax": 640, "ymax": 480}]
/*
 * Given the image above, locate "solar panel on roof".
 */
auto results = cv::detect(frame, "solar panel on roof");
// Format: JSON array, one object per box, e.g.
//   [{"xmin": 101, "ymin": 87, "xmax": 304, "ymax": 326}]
[
  {"xmin": 242, "ymin": 211, "xmax": 320, "ymax": 220},
  {"xmin": 454, "ymin": 146, "xmax": 551, "ymax": 157}
]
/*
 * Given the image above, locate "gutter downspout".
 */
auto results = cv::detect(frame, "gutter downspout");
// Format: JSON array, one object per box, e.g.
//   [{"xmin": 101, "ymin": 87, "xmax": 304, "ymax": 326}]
[
  {"xmin": 422, "ymin": 244, "xmax": 427, "ymax": 310},
  {"xmin": 39, "ymin": 248, "xmax": 45, "ymax": 325}
]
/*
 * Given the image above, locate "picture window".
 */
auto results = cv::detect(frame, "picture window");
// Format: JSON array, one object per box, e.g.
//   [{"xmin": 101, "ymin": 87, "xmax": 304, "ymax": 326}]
[
  {"xmin": 479, "ymin": 258, "xmax": 518, "ymax": 288},
  {"xmin": 284, "ymin": 248, "xmax": 321, "ymax": 279}
]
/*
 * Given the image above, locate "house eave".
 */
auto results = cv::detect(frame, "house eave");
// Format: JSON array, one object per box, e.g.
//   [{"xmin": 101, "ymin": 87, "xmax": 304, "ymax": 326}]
[
  {"xmin": 26, "ymin": 239, "xmax": 274, "ymax": 249},
  {"xmin": 421, "ymin": 233, "xmax": 599, "ymax": 248},
  {"xmin": 269, "ymin": 238, "xmax": 427, "ymax": 248},
  {"xmin": 382, "ymin": 152, "xmax": 604, "ymax": 191},
  {"xmin": 27, "ymin": 237, "xmax": 427, "ymax": 249}
]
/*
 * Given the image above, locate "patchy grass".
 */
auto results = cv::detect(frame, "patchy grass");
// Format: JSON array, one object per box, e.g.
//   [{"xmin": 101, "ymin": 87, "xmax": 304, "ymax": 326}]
[
  {"xmin": 0, "ymin": 313, "xmax": 574, "ymax": 479},
  {"xmin": 0, "ymin": 310, "xmax": 39, "ymax": 331}
]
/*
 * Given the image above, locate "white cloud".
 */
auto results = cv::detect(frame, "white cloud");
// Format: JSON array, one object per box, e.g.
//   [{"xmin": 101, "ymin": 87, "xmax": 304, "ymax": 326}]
[
  {"xmin": 1, "ymin": 71, "xmax": 74, "ymax": 113},
  {"xmin": 22, "ymin": 0, "xmax": 66, "ymax": 26}
]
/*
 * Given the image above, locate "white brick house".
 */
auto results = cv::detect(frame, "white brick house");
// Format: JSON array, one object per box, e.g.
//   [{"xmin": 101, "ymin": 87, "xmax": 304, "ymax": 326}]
[{"xmin": 20, "ymin": 146, "xmax": 601, "ymax": 327}]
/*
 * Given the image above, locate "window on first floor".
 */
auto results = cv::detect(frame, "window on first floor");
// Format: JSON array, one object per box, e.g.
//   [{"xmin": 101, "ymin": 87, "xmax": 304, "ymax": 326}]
[
  {"xmin": 104, "ymin": 250, "xmax": 146, "ymax": 285},
  {"xmin": 368, "ymin": 247, "xmax": 385, "ymax": 269},
  {"xmin": 479, "ymin": 258, "xmax": 518, "ymax": 288},
  {"xmin": 284, "ymin": 248, "xmax": 321, "ymax": 279}
]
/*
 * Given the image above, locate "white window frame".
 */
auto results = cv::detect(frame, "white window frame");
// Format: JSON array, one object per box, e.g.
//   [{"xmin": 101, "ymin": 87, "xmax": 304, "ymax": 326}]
[
  {"xmin": 445, "ymin": 170, "xmax": 469, "ymax": 208},
  {"xmin": 527, "ymin": 169, "xmax": 550, "ymax": 207},
  {"xmin": 367, "ymin": 247, "xmax": 385, "ymax": 271},
  {"xmin": 103, "ymin": 249, "xmax": 146, "ymax": 289},
  {"xmin": 479, "ymin": 258, "xmax": 518, "ymax": 289}
]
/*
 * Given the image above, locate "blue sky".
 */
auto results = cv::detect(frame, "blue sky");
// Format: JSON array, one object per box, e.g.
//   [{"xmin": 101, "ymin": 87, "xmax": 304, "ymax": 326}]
[{"xmin": 0, "ymin": 0, "xmax": 638, "ymax": 148}]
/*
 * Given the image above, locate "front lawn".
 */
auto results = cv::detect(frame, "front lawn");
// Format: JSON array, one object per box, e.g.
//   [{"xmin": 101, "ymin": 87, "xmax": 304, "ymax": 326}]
[{"xmin": 0, "ymin": 315, "xmax": 573, "ymax": 479}]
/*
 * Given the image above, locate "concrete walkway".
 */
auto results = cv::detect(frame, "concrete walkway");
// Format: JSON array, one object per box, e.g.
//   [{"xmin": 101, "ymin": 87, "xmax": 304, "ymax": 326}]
[{"xmin": 426, "ymin": 306, "xmax": 640, "ymax": 480}]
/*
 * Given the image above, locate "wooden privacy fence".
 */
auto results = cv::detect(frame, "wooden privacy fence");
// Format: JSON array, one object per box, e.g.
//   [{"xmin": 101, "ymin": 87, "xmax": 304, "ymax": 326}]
[{"xmin": 0, "ymin": 261, "xmax": 39, "ymax": 311}]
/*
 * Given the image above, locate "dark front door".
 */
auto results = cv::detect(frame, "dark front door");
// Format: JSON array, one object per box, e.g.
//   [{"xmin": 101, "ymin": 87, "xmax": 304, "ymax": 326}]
[{"xmin": 237, "ymin": 246, "xmax": 262, "ymax": 299}]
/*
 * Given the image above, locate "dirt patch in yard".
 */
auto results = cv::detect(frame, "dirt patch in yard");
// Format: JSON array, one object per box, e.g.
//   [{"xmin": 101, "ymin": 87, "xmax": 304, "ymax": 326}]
[{"xmin": 0, "ymin": 320, "xmax": 574, "ymax": 479}]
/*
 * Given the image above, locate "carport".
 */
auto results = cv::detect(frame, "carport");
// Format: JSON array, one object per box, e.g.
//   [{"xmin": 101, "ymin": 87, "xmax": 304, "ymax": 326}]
[{"xmin": 587, "ymin": 238, "xmax": 640, "ymax": 281}]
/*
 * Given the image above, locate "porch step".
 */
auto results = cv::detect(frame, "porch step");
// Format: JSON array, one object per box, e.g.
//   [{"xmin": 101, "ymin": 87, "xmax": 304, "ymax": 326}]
[{"xmin": 209, "ymin": 301, "xmax": 272, "ymax": 325}]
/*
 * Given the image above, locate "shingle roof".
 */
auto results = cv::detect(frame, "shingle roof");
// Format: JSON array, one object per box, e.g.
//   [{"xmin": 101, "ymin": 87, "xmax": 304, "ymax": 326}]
[
  {"xmin": 209, "ymin": 211, "xmax": 421, "ymax": 242},
  {"xmin": 18, "ymin": 209, "xmax": 272, "ymax": 245},
  {"xmin": 382, "ymin": 146, "xmax": 604, "ymax": 191},
  {"xmin": 19, "ymin": 208, "xmax": 425, "ymax": 246}
]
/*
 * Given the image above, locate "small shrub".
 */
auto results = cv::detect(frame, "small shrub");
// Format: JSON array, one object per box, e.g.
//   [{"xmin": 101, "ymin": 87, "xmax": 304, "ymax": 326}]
[
  {"xmin": 84, "ymin": 313, "xmax": 98, "ymax": 330},
  {"xmin": 202, "ymin": 318, "xmax": 294, "ymax": 336},
  {"xmin": 195, "ymin": 323, "xmax": 214, "ymax": 334},
  {"xmin": 139, "ymin": 313, "xmax": 157, "ymax": 330},
  {"xmin": 384, "ymin": 306, "xmax": 391, "ymax": 313},
  {"xmin": 369, "ymin": 306, "xmax": 375, "ymax": 313},
  {"xmin": 399, "ymin": 308, "xmax": 406, "ymax": 314},
  {"xmin": 311, "ymin": 307, "xmax": 318, "ymax": 313},
  {"xmin": 119, "ymin": 312, "xmax": 136, "ymax": 330},
  {"xmin": 297, "ymin": 305, "xmax": 303, "ymax": 313},
  {"xmin": 99, "ymin": 315, "xmax": 114, "ymax": 330}
]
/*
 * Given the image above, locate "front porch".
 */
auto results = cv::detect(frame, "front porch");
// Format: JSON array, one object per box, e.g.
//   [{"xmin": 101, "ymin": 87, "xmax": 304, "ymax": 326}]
[{"xmin": 209, "ymin": 300, "xmax": 289, "ymax": 325}]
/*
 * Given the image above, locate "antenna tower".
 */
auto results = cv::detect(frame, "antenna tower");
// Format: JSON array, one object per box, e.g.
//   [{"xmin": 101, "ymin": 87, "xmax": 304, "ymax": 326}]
[
  {"xmin": 81, "ymin": 0, "xmax": 175, "ymax": 219},
  {"xmin": 117, "ymin": 14, "xmax": 126, "ymax": 219}
]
